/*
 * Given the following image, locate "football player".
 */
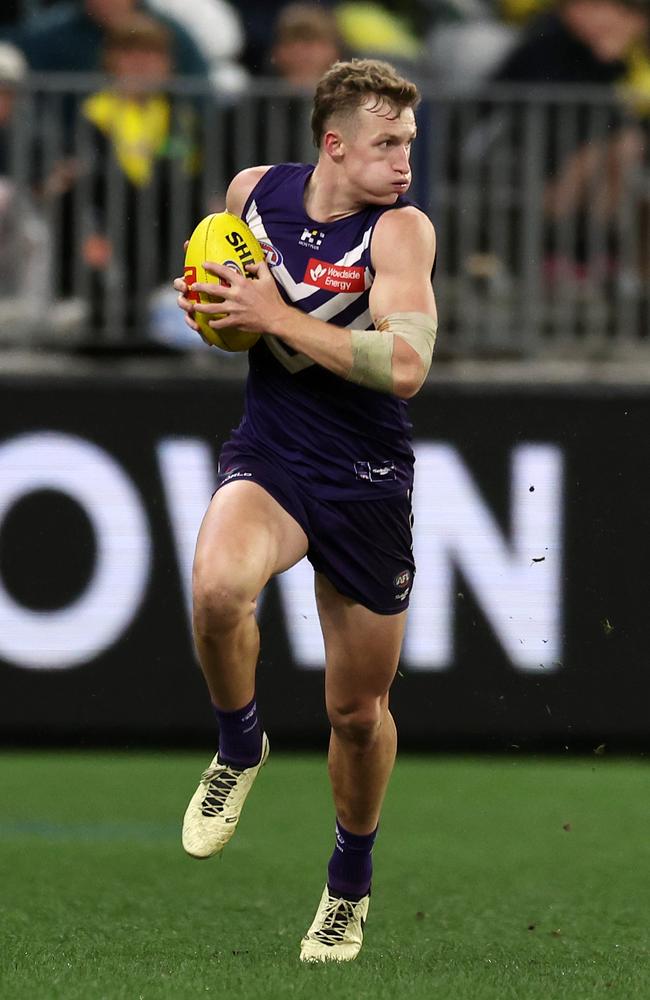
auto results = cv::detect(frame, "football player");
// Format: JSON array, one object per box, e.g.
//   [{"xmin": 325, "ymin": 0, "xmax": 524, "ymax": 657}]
[{"xmin": 174, "ymin": 57, "xmax": 437, "ymax": 963}]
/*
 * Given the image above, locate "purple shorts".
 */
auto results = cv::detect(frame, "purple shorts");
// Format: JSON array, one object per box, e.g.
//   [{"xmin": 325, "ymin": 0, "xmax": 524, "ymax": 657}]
[{"xmin": 216, "ymin": 443, "xmax": 415, "ymax": 615}]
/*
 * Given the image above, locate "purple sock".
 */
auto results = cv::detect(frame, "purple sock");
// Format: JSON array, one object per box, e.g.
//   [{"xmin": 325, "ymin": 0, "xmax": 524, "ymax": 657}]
[
  {"xmin": 327, "ymin": 819, "xmax": 377, "ymax": 901},
  {"xmin": 212, "ymin": 696, "xmax": 262, "ymax": 769}
]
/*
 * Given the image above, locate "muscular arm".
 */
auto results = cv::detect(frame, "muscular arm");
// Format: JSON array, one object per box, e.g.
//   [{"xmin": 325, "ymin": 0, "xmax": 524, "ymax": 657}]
[
  {"xmin": 225, "ymin": 165, "xmax": 272, "ymax": 217},
  {"xmin": 263, "ymin": 208, "xmax": 437, "ymax": 398},
  {"xmin": 202, "ymin": 205, "xmax": 438, "ymax": 399}
]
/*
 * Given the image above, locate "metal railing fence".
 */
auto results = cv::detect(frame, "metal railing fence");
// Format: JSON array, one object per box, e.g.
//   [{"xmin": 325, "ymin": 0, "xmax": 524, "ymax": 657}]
[{"xmin": 1, "ymin": 75, "xmax": 649, "ymax": 354}]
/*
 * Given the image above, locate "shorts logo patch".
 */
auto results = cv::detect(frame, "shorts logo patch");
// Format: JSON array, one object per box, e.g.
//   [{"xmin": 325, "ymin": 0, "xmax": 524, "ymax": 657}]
[
  {"xmin": 354, "ymin": 460, "xmax": 397, "ymax": 483},
  {"xmin": 220, "ymin": 469, "xmax": 253, "ymax": 485},
  {"xmin": 393, "ymin": 568, "xmax": 412, "ymax": 602},
  {"xmin": 394, "ymin": 569, "xmax": 412, "ymax": 590},
  {"xmin": 304, "ymin": 258, "xmax": 365, "ymax": 293}
]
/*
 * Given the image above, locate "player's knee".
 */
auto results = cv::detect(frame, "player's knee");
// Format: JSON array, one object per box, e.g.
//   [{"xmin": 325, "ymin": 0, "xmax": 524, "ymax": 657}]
[
  {"xmin": 192, "ymin": 567, "xmax": 256, "ymax": 637},
  {"xmin": 328, "ymin": 702, "xmax": 382, "ymax": 749}
]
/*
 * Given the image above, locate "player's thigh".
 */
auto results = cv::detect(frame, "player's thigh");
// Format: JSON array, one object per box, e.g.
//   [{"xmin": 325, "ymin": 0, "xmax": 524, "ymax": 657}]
[
  {"xmin": 193, "ymin": 480, "xmax": 308, "ymax": 601},
  {"xmin": 316, "ymin": 573, "xmax": 407, "ymax": 711}
]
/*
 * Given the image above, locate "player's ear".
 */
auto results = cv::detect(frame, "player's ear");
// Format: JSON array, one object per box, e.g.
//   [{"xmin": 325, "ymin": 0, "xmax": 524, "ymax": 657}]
[{"xmin": 323, "ymin": 129, "xmax": 345, "ymax": 162}]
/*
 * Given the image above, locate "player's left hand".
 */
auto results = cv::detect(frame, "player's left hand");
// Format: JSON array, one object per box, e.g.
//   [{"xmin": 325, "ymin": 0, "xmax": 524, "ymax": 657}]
[
  {"xmin": 172, "ymin": 276, "xmax": 201, "ymax": 335},
  {"xmin": 191, "ymin": 260, "xmax": 288, "ymax": 334}
]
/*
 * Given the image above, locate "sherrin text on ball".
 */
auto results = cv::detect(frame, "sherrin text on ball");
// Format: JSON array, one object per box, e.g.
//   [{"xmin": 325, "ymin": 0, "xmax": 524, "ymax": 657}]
[{"xmin": 184, "ymin": 212, "xmax": 265, "ymax": 351}]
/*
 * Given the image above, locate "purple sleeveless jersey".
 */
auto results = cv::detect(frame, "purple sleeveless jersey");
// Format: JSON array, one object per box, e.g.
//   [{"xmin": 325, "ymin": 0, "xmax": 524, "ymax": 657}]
[{"xmin": 228, "ymin": 163, "xmax": 422, "ymax": 501}]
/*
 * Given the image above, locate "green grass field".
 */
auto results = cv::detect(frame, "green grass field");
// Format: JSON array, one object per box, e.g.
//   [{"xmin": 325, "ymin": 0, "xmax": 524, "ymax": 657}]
[{"xmin": 1, "ymin": 751, "xmax": 648, "ymax": 1000}]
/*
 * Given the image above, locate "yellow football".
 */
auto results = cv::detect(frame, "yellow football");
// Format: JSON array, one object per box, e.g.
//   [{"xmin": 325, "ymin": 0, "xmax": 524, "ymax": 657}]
[{"xmin": 183, "ymin": 211, "xmax": 265, "ymax": 351}]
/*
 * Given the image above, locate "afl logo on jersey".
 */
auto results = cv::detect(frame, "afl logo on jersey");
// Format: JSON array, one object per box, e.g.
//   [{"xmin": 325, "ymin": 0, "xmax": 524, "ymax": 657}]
[{"xmin": 259, "ymin": 241, "xmax": 283, "ymax": 268}]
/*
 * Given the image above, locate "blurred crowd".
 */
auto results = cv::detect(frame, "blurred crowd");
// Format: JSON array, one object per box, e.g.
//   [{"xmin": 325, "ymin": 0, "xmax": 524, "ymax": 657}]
[
  {"xmin": 0, "ymin": 0, "xmax": 649, "ymax": 349},
  {"xmin": 2, "ymin": 0, "xmax": 649, "ymax": 99}
]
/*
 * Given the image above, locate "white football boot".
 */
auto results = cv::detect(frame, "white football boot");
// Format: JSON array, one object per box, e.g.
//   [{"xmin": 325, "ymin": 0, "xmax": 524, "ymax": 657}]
[
  {"xmin": 300, "ymin": 884, "xmax": 370, "ymax": 962},
  {"xmin": 182, "ymin": 733, "xmax": 269, "ymax": 859}
]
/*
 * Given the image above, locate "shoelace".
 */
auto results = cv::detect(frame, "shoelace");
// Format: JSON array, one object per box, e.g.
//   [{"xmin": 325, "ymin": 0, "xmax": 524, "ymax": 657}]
[
  {"xmin": 199, "ymin": 762, "xmax": 242, "ymax": 817},
  {"xmin": 311, "ymin": 896, "xmax": 358, "ymax": 946}
]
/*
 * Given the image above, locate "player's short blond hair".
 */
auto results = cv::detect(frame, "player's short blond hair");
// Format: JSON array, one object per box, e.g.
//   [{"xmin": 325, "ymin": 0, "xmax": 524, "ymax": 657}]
[{"xmin": 311, "ymin": 58, "xmax": 420, "ymax": 148}]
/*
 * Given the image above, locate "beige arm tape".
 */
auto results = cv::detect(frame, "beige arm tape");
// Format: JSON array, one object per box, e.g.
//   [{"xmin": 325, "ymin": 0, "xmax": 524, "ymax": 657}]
[{"xmin": 348, "ymin": 311, "xmax": 438, "ymax": 394}]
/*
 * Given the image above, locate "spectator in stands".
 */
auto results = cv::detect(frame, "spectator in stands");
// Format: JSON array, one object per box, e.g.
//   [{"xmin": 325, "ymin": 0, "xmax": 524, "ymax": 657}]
[
  {"xmin": 9, "ymin": 0, "xmax": 209, "ymax": 77},
  {"xmin": 335, "ymin": 2, "xmax": 423, "ymax": 65},
  {"xmin": 423, "ymin": 0, "xmax": 519, "ymax": 92},
  {"xmin": 492, "ymin": 0, "xmax": 650, "ymax": 243},
  {"xmin": 254, "ymin": 5, "xmax": 344, "ymax": 164},
  {"xmin": 79, "ymin": 12, "xmax": 201, "ymax": 335},
  {"xmin": 496, "ymin": 0, "xmax": 650, "ymax": 115},
  {"xmin": 0, "ymin": 42, "xmax": 51, "ymax": 338},
  {"xmin": 494, "ymin": 0, "xmax": 649, "ymax": 84},
  {"xmin": 246, "ymin": 1, "xmax": 423, "ymax": 77},
  {"xmin": 239, "ymin": 0, "xmax": 323, "ymax": 73},
  {"xmin": 266, "ymin": 2, "xmax": 423, "ymax": 84},
  {"xmin": 147, "ymin": 0, "xmax": 248, "ymax": 94},
  {"xmin": 270, "ymin": 4, "xmax": 343, "ymax": 87}
]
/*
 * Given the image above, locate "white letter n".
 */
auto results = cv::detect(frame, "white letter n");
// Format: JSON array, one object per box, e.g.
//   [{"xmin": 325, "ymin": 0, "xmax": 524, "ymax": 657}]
[{"xmin": 404, "ymin": 443, "xmax": 563, "ymax": 672}]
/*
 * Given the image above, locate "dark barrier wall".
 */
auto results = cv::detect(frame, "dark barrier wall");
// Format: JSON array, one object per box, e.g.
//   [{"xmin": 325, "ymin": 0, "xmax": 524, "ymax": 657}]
[{"xmin": 0, "ymin": 371, "xmax": 648, "ymax": 748}]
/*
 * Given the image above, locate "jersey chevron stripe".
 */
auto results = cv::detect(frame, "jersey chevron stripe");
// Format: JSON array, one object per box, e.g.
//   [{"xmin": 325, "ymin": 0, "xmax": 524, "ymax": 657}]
[
  {"xmin": 261, "ymin": 302, "xmax": 372, "ymax": 376},
  {"xmin": 232, "ymin": 163, "xmax": 416, "ymax": 503},
  {"xmin": 246, "ymin": 200, "xmax": 375, "ymax": 312},
  {"xmin": 307, "ymin": 291, "xmax": 367, "ymax": 324},
  {"xmin": 338, "ymin": 226, "xmax": 373, "ymax": 267},
  {"xmin": 262, "ymin": 334, "xmax": 315, "ymax": 373},
  {"xmin": 244, "ymin": 169, "xmax": 385, "ymax": 375},
  {"xmin": 246, "ymin": 200, "xmax": 314, "ymax": 302}
]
